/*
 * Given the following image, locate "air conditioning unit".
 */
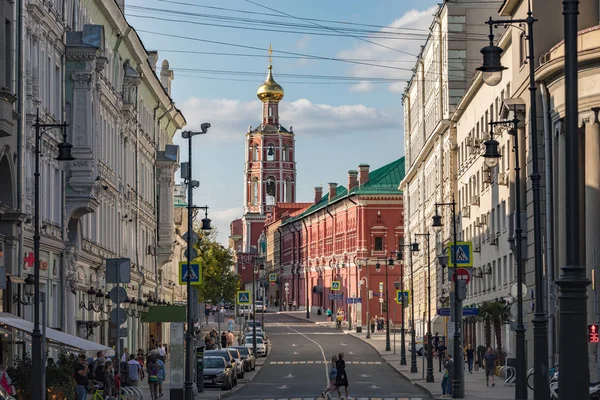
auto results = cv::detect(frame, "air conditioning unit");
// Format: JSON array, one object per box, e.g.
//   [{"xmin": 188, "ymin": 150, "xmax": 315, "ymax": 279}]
[
  {"xmin": 473, "ymin": 244, "xmax": 481, "ymax": 253},
  {"xmin": 462, "ymin": 205, "xmax": 471, "ymax": 218},
  {"xmin": 483, "ymin": 264, "xmax": 492, "ymax": 274},
  {"xmin": 471, "ymin": 195, "xmax": 480, "ymax": 206},
  {"xmin": 465, "ymin": 137, "xmax": 474, "ymax": 147},
  {"xmin": 490, "ymin": 234, "xmax": 498, "ymax": 246},
  {"xmin": 483, "ymin": 170, "xmax": 492, "ymax": 184},
  {"xmin": 498, "ymin": 172, "xmax": 509, "ymax": 186},
  {"xmin": 473, "ymin": 267, "xmax": 483, "ymax": 278},
  {"xmin": 480, "ymin": 214, "xmax": 488, "ymax": 225}
]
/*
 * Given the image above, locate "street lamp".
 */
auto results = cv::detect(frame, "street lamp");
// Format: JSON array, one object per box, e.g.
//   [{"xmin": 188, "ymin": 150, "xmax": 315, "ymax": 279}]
[
  {"xmin": 395, "ymin": 241, "xmax": 419, "ymax": 368},
  {"xmin": 12, "ymin": 274, "xmax": 35, "ymax": 305},
  {"xmin": 354, "ymin": 257, "xmax": 368, "ymax": 333},
  {"xmin": 414, "ymin": 232, "xmax": 434, "ymax": 382},
  {"xmin": 484, "ymin": 110, "xmax": 528, "ymax": 400},
  {"xmin": 181, "ymin": 124, "xmax": 211, "ymax": 400},
  {"xmin": 359, "ymin": 275, "xmax": 370, "ymax": 339},
  {"xmin": 432, "ymin": 201, "xmax": 463, "ymax": 398},
  {"xmin": 252, "ymin": 257, "xmax": 263, "ymax": 355},
  {"xmin": 478, "ymin": 9, "xmax": 548, "ymax": 399},
  {"xmin": 375, "ymin": 259, "xmax": 393, "ymax": 352},
  {"xmin": 31, "ymin": 110, "xmax": 74, "ymax": 400}
]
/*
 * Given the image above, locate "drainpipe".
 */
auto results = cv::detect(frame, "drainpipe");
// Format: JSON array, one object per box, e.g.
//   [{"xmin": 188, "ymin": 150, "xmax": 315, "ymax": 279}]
[
  {"xmin": 540, "ymin": 81, "xmax": 556, "ymax": 369},
  {"xmin": 153, "ymin": 102, "xmax": 161, "ymax": 301},
  {"xmin": 15, "ymin": 0, "xmax": 25, "ymax": 318},
  {"xmin": 277, "ymin": 227, "xmax": 283, "ymax": 311},
  {"xmin": 301, "ymin": 219, "xmax": 310, "ymax": 316}
]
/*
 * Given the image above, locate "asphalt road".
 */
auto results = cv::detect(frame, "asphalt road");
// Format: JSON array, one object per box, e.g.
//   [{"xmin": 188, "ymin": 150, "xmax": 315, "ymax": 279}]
[{"xmin": 228, "ymin": 313, "xmax": 431, "ymax": 400}]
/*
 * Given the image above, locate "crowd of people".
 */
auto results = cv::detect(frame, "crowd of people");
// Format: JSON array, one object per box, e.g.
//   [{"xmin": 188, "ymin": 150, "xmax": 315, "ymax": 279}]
[{"xmin": 204, "ymin": 328, "xmax": 240, "ymax": 350}]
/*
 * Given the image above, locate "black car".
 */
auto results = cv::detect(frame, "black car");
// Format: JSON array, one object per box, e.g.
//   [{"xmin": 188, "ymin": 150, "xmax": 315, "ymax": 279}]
[
  {"xmin": 203, "ymin": 356, "xmax": 235, "ymax": 390},
  {"xmin": 205, "ymin": 350, "xmax": 240, "ymax": 384},
  {"xmin": 231, "ymin": 345, "xmax": 256, "ymax": 371}
]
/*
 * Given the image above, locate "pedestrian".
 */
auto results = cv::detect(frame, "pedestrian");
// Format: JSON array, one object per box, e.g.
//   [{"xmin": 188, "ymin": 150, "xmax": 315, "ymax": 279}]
[
  {"xmin": 465, "ymin": 344, "xmax": 474, "ymax": 374},
  {"xmin": 158, "ymin": 343, "xmax": 166, "ymax": 362},
  {"xmin": 136, "ymin": 350, "xmax": 146, "ymax": 381},
  {"xmin": 228, "ymin": 316, "xmax": 235, "ymax": 332},
  {"xmin": 437, "ymin": 342, "xmax": 447, "ymax": 372},
  {"xmin": 121, "ymin": 347, "xmax": 130, "ymax": 364},
  {"xmin": 128, "ymin": 354, "xmax": 142, "ymax": 386},
  {"xmin": 205, "ymin": 306, "xmax": 211, "ymax": 323},
  {"xmin": 484, "ymin": 347, "xmax": 496, "ymax": 387},
  {"xmin": 157, "ymin": 355, "xmax": 166, "ymax": 397},
  {"xmin": 326, "ymin": 308, "xmax": 333, "ymax": 321},
  {"xmin": 336, "ymin": 352, "xmax": 350, "ymax": 400},
  {"xmin": 103, "ymin": 360, "xmax": 116, "ymax": 399},
  {"xmin": 441, "ymin": 353, "xmax": 453, "ymax": 398},
  {"xmin": 0, "ymin": 364, "xmax": 15, "ymax": 397},
  {"xmin": 221, "ymin": 331, "xmax": 228, "ymax": 348},
  {"xmin": 321, "ymin": 355, "xmax": 340, "ymax": 399},
  {"xmin": 74, "ymin": 354, "xmax": 89, "ymax": 400},
  {"xmin": 94, "ymin": 359, "xmax": 107, "ymax": 384},
  {"xmin": 433, "ymin": 332, "xmax": 440, "ymax": 353},
  {"xmin": 370, "ymin": 317, "xmax": 375, "ymax": 334},
  {"xmin": 146, "ymin": 354, "xmax": 160, "ymax": 400},
  {"xmin": 227, "ymin": 330, "xmax": 234, "ymax": 347}
]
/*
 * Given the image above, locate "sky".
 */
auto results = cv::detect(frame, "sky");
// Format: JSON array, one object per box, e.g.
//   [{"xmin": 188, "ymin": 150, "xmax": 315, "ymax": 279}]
[{"xmin": 125, "ymin": 0, "xmax": 440, "ymax": 245}]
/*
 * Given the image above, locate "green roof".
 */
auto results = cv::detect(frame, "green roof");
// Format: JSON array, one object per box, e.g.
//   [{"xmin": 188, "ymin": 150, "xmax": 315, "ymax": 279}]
[{"xmin": 282, "ymin": 157, "xmax": 405, "ymax": 226}]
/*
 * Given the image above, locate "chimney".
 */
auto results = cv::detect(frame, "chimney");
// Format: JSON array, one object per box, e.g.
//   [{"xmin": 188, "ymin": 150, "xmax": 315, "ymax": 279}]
[
  {"xmin": 160, "ymin": 59, "xmax": 174, "ymax": 96},
  {"xmin": 348, "ymin": 170, "xmax": 358, "ymax": 192},
  {"xmin": 148, "ymin": 51, "xmax": 159, "ymax": 72},
  {"xmin": 314, "ymin": 186, "xmax": 323, "ymax": 204},
  {"xmin": 358, "ymin": 164, "xmax": 370, "ymax": 186},
  {"xmin": 328, "ymin": 182, "xmax": 337, "ymax": 200}
]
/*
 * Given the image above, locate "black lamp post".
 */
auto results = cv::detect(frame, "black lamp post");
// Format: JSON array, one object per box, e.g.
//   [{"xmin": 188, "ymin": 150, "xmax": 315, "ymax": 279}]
[
  {"xmin": 182, "ymin": 124, "xmax": 211, "ymax": 400},
  {"xmin": 557, "ymin": 1, "xmax": 591, "ymax": 399},
  {"xmin": 483, "ymin": 110, "xmax": 528, "ymax": 400},
  {"xmin": 375, "ymin": 260, "xmax": 392, "ymax": 352},
  {"xmin": 408, "ymin": 239, "xmax": 419, "ymax": 373},
  {"xmin": 414, "ymin": 232, "xmax": 434, "ymax": 382},
  {"xmin": 32, "ymin": 109, "xmax": 74, "ymax": 400},
  {"xmin": 252, "ymin": 257, "xmax": 263, "ymax": 355},
  {"xmin": 432, "ymin": 201, "xmax": 463, "ymax": 398},
  {"xmin": 478, "ymin": 9, "xmax": 548, "ymax": 399},
  {"xmin": 394, "ymin": 241, "xmax": 419, "ymax": 367}
]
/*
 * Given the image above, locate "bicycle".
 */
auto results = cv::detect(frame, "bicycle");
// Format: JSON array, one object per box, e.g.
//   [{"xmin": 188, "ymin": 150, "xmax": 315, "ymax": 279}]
[
  {"xmin": 92, "ymin": 381, "xmax": 143, "ymax": 400},
  {"xmin": 527, "ymin": 366, "xmax": 558, "ymax": 391}
]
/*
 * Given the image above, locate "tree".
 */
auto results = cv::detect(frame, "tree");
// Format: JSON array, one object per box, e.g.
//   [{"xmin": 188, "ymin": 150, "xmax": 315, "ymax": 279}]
[
  {"xmin": 478, "ymin": 300, "xmax": 510, "ymax": 365},
  {"xmin": 193, "ymin": 230, "xmax": 240, "ymax": 304}
]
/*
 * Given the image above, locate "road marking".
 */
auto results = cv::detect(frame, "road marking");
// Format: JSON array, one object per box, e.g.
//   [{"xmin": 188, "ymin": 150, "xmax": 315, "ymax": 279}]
[
  {"xmin": 277, "ymin": 385, "xmax": 289, "ymax": 389},
  {"xmin": 340, "ymin": 343, "xmax": 348, "ymax": 346},
  {"xmin": 285, "ymin": 326, "xmax": 329, "ymax": 387},
  {"xmin": 349, "ymin": 351, "xmax": 355, "ymax": 354},
  {"xmin": 359, "ymin": 373, "xmax": 371, "ymax": 377},
  {"xmin": 369, "ymin": 385, "xmax": 382, "ymax": 389},
  {"xmin": 270, "ymin": 360, "xmax": 379, "ymax": 365},
  {"xmin": 292, "ymin": 351, "xmax": 299, "ymax": 355},
  {"xmin": 282, "ymin": 374, "xmax": 295, "ymax": 379},
  {"xmin": 252, "ymin": 398, "xmax": 423, "ymax": 400}
]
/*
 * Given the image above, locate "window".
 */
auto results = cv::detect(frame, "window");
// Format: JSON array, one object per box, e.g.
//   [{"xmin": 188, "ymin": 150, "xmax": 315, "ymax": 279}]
[
  {"xmin": 519, "ymin": 33, "xmax": 527, "ymax": 66},
  {"xmin": 266, "ymin": 145, "xmax": 275, "ymax": 161},
  {"xmin": 397, "ymin": 236, "xmax": 404, "ymax": 252},
  {"xmin": 374, "ymin": 237, "xmax": 383, "ymax": 251},
  {"xmin": 282, "ymin": 144, "xmax": 289, "ymax": 162},
  {"xmin": 4, "ymin": 18, "xmax": 11, "ymax": 88},
  {"xmin": 253, "ymin": 145, "xmax": 259, "ymax": 161},
  {"xmin": 252, "ymin": 178, "xmax": 259, "ymax": 205}
]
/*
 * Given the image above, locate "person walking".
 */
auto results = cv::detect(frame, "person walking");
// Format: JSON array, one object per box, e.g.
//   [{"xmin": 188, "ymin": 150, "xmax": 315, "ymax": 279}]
[
  {"xmin": 437, "ymin": 342, "xmax": 447, "ymax": 372},
  {"xmin": 227, "ymin": 330, "xmax": 235, "ymax": 347},
  {"xmin": 370, "ymin": 317, "xmax": 375, "ymax": 334},
  {"xmin": 228, "ymin": 316, "xmax": 235, "ymax": 332},
  {"xmin": 336, "ymin": 352, "xmax": 351, "ymax": 400},
  {"xmin": 321, "ymin": 355, "xmax": 340, "ymax": 399},
  {"xmin": 103, "ymin": 361, "xmax": 116, "ymax": 399},
  {"xmin": 158, "ymin": 343, "xmax": 166, "ymax": 362},
  {"xmin": 441, "ymin": 353, "xmax": 453, "ymax": 398},
  {"xmin": 0, "ymin": 364, "xmax": 15, "ymax": 396},
  {"xmin": 221, "ymin": 331, "xmax": 228, "ymax": 349},
  {"xmin": 326, "ymin": 308, "xmax": 333, "ymax": 321},
  {"xmin": 121, "ymin": 347, "xmax": 130, "ymax": 364},
  {"xmin": 484, "ymin": 347, "xmax": 496, "ymax": 386},
  {"xmin": 146, "ymin": 354, "xmax": 160, "ymax": 400},
  {"xmin": 74, "ymin": 354, "xmax": 90, "ymax": 400},
  {"xmin": 465, "ymin": 344, "xmax": 474, "ymax": 374},
  {"xmin": 157, "ymin": 355, "xmax": 166, "ymax": 397},
  {"xmin": 128, "ymin": 354, "xmax": 142, "ymax": 386}
]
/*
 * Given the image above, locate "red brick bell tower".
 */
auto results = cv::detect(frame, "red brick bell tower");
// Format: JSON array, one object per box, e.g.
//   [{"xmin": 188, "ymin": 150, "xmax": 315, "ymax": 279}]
[{"xmin": 241, "ymin": 47, "xmax": 297, "ymax": 252}]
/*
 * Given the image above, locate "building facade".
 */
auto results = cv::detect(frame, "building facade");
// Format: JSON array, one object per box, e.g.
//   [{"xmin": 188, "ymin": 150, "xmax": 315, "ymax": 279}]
[
  {"xmin": 273, "ymin": 159, "xmax": 406, "ymax": 328},
  {"xmin": 0, "ymin": 0, "xmax": 186, "ymax": 361}
]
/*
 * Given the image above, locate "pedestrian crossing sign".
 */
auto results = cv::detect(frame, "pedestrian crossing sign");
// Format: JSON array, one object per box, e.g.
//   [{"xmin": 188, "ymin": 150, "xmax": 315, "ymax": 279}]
[
  {"xmin": 178, "ymin": 262, "xmax": 202, "ymax": 285},
  {"xmin": 331, "ymin": 281, "xmax": 341, "ymax": 291},
  {"xmin": 269, "ymin": 273, "xmax": 277, "ymax": 283},
  {"xmin": 395, "ymin": 290, "xmax": 411, "ymax": 305},
  {"xmin": 237, "ymin": 291, "xmax": 251, "ymax": 305},
  {"xmin": 446, "ymin": 241, "xmax": 473, "ymax": 268}
]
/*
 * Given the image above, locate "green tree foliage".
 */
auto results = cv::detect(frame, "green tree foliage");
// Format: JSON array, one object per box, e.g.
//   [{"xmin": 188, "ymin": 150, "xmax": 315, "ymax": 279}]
[
  {"xmin": 478, "ymin": 300, "xmax": 511, "ymax": 365},
  {"xmin": 193, "ymin": 230, "xmax": 240, "ymax": 304}
]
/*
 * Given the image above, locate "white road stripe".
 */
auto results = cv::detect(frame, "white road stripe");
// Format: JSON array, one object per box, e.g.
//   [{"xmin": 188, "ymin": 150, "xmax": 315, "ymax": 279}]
[{"xmin": 285, "ymin": 325, "xmax": 330, "ymax": 387}]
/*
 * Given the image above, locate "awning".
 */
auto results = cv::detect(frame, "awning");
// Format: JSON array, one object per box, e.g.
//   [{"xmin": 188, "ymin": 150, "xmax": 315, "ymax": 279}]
[
  {"xmin": 0, "ymin": 312, "xmax": 111, "ymax": 352},
  {"xmin": 141, "ymin": 305, "xmax": 185, "ymax": 323}
]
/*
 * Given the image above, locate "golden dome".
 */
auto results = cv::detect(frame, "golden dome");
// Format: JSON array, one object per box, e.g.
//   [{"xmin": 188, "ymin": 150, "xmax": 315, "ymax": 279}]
[{"xmin": 257, "ymin": 65, "xmax": 284, "ymax": 102}]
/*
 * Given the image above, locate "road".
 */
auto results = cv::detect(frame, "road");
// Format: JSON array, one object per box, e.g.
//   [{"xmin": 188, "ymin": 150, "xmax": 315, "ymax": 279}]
[{"xmin": 229, "ymin": 313, "xmax": 431, "ymax": 400}]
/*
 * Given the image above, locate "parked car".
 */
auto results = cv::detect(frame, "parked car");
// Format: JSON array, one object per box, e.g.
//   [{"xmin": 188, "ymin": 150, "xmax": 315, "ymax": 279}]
[
  {"xmin": 225, "ymin": 347, "xmax": 245, "ymax": 379},
  {"xmin": 204, "ymin": 350, "xmax": 239, "ymax": 386},
  {"xmin": 238, "ymin": 305, "xmax": 253, "ymax": 318},
  {"xmin": 203, "ymin": 356, "xmax": 235, "ymax": 390},
  {"xmin": 230, "ymin": 346, "xmax": 256, "ymax": 371},
  {"xmin": 244, "ymin": 335, "xmax": 267, "ymax": 357},
  {"xmin": 255, "ymin": 300, "xmax": 264, "ymax": 311}
]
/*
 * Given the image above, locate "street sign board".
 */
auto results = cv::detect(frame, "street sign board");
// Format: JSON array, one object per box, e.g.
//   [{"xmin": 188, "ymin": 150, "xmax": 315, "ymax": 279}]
[
  {"xmin": 345, "ymin": 297, "xmax": 362, "ymax": 304},
  {"xmin": 237, "ymin": 291, "xmax": 251, "ymax": 304},
  {"xmin": 269, "ymin": 273, "xmax": 277, "ymax": 282},
  {"xmin": 328, "ymin": 293, "xmax": 343, "ymax": 300},
  {"xmin": 379, "ymin": 297, "xmax": 384, "ymax": 303},
  {"xmin": 331, "ymin": 281, "xmax": 341, "ymax": 291},
  {"xmin": 109, "ymin": 287, "xmax": 128, "ymax": 304},
  {"xmin": 446, "ymin": 242, "xmax": 473, "ymax": 268},
  {"xmin": 452, "ymin": 268, "xmax": 471, "ymax": 285},
  {"xmin": 106, "ymin": 258, "xmax": 131, "ymax": 283},
  {"xmin": 437, "ymin": 307, "xmax": 479, "ymax": 317},
  {"xmin": 270, "ymin": 281, "xmax": 275, "ymax": 286},
  {"xmin": 182, "ymin": 230, "xmax": 199, "ymax": 244},
  {"xmin": 589, "ymin": 324, "xmax": 600, "ymax": 343},
  {"xmin": 395, "ymin": 290, "xmax": 411, "ymax": 304},
  {"xmin": 110, "ymin": 327, "xmax": 128, "ymax": 338},
  {"xmin": 379, "ymin": 282, "xmax": 384, "ymax": 292},
  {"xmin": 110, "ymin": 307, "xmax": 127, "ymax": 326},
  {"xmin": 184, "ymin": 247, "xmax": 198, "ymax": 260},
  {"xmin": 178, "ymin": 262, "xmax": 202, "ymax": 285}
]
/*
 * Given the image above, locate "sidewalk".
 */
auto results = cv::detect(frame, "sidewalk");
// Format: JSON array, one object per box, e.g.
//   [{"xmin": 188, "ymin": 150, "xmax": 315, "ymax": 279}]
[{"xmin": 347, "ymin": 331, "xmax": 519, "ymax": 400}]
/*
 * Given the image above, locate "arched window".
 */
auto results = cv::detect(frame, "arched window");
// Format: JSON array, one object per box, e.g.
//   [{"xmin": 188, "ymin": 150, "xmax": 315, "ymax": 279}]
[
  {"xmin": 252, "ymin": 177, "xmax": 259, "ymax": 205},
  {"xmin": 284, "ymin": 177, "xmax": 292, "ymax": 202},
  {"xmin": 253, "ymin": 145, "xmax": 259, "ymax": 161},
  {"xmin": 266, "ymin": 178, "xmax": 276, "ymax": 205},
  {"xmin": 266, "ymin": 145, "xmax": 275, "ymax": 161},
  {"xmin": 282, "ymin": 144, "xmax": 289, "ymax": 161}
]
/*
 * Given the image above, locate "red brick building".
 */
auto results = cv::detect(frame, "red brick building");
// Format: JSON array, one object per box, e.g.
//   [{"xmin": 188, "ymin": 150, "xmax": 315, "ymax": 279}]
[{"xmin": 271, "ymin": 159, "xmax": 406, "ymax": 327}]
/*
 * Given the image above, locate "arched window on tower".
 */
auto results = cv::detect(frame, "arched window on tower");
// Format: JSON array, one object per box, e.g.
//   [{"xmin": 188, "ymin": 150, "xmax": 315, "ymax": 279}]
[
  {"xmin": 284, "ymin": 177, "xmax": 292, "ymax": 202},
  {"xmin": 282, "ymin": 144, "xmax": 289, "ymax": 162},
  {"xmin": 253, "ymin": 145, "xmax": 259, "ymax": 161},
  {"xmin": 266, "ymin": 178, "xmax": 276, "ymax": 205},
  {"xmin": 252, "ymin": 177, "xmax": 259, "ymax": 205},
  {"xmin": 267, "ymin": 145, "xmax": 275, "ymax": 161}
]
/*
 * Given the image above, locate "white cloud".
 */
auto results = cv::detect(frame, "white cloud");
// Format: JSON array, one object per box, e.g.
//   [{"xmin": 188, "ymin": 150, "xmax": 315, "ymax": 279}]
[
  {"xmin": 179, "ymin": 96, "xmax": 399, "ymax": 140},
  {"xmin": 336, "ymin": 6, "xmax": 437, "ymax": 93},
  {"xmin": 349, "ymin": 81, "xmax": 375, "ymax": 93},
  {"xmin": 295, "ymin": 35, "xmax": 311, "ymax": 50}
]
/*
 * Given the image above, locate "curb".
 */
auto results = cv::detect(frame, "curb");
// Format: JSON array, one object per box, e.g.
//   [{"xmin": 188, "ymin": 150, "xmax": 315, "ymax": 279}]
[{"xmin": 216, "ymin": 357, "xmax": 267, "ymax": 399}]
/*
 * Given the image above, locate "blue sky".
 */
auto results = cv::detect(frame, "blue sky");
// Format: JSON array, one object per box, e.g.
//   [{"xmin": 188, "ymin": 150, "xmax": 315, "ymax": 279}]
[{"xmin": 125, "ymin": 0, "xmax": 439, "ymax": 244}]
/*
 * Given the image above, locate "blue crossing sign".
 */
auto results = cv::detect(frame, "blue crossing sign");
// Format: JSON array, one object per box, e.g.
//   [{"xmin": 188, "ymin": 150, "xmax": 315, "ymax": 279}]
[
  {"xmin": 446, "ymin": 241, "xmax": 473, "ymax": 268},
  {"xmin": 331, "ymin": 281, "xmax": 341, "ymax": 291},
  {"xmin": 179, "ymin": 262, "xmax": 202, "ymax": 285},
  {"xmin": 237, "ymin": 291, "xmax": 251, "ymax": 304},
  {"xmin": 395, "ymin": 290, "xmax": 411, "ymax": 304}
]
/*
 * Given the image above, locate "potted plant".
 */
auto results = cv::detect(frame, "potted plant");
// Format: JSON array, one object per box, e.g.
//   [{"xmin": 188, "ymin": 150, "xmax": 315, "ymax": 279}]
[
  {"xmin": 46, "ymin": 353, "xmax": 77, "ymax": 400},
  {"xmin": 7, "ymin": 354, "xmax": 32, "ymax": 400}
]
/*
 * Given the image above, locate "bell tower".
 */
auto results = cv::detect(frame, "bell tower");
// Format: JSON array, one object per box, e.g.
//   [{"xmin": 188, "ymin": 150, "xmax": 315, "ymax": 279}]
[{"xmin": 241, "ymin": 46, "xmax": 297, "ymax": 252}]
